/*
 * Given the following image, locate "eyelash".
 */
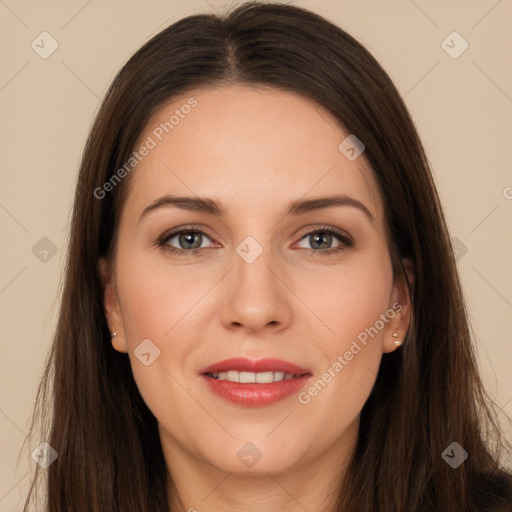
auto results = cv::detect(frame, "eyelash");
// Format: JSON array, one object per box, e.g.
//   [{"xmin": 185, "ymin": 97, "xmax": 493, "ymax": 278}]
[{"xmin": 156, "ymin": 225, "xmax": 353, "ymax": 257}]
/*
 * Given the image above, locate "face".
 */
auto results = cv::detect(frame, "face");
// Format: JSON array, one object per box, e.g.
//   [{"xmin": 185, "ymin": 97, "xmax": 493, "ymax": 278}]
[{"xmin": 100, "ymin": 85, "xmax": 411, "ymax": 481}]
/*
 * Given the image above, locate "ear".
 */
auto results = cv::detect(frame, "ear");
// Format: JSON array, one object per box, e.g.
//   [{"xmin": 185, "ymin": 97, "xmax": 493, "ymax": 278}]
[
  {"xmin": 383, "ymin": 258, "xmax": 414, "ymax": 354},
  {"xmin": 98, "ymin": 257, "xmax": 128, "ymax": 353}
]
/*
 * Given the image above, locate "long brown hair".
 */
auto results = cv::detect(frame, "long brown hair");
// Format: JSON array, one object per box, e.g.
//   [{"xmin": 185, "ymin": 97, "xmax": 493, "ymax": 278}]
[{"xmin": 21, "ymin": 2, "xmax": 511, "ymax": 510}]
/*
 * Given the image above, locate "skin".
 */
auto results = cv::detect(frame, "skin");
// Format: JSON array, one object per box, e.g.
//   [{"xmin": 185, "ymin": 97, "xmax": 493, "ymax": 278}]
[{"xmin": 99, "ymin": 84, "xmax": 413, "ymax": 512}]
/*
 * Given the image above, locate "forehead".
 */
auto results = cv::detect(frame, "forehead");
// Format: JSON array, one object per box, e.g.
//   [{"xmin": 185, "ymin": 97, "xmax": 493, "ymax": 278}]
[{"xmin": 122, "ymin": 84, "xmax": 383, "ymax": 225}]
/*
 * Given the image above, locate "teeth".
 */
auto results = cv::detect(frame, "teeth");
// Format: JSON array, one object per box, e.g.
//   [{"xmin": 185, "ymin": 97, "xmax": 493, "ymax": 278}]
[
  {"xmin": 239, "ymin": 371, "xmax": 255, "ymax": 383},
  {"xmin": 274, "ymin": 371, "xmax": 285, "ymax": 381},
  {"xmin": 256, "ymin": 371, "xmax": 274, "ymax": 383},
  {"xmin": 226, "ymin": 370, "xmax": 239, "ymax": 382},
  {"xmin": 209, "ymin": 371, "xmax": 298, "ymax": 383}
]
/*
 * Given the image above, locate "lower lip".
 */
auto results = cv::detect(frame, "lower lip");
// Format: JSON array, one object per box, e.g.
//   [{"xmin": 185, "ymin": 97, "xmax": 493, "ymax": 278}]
[{"xmin": 201, "ymin": 374, "xmax": 311, "ymax": 407}]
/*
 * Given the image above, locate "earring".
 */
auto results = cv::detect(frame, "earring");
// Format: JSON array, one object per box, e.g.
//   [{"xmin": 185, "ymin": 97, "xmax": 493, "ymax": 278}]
[
  {"xmin": 392, "ymin": 331, "xmax": 401, "ymax": 347},
  {"xmin": 111, "ymin": 332, "xmax": 117, "ymax": 338}
]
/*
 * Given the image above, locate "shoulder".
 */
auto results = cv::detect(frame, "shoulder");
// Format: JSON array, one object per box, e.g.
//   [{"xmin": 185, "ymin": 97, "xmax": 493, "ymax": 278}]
[{"xmin": 471, "ymin": 470, "xmax": 512, "ymax": 512}]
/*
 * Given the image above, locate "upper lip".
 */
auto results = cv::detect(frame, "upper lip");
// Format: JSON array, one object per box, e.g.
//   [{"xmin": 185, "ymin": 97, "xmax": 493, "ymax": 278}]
[{"xmin": 199, "ymin": 357, "xmax": 311, "ymax": 375}]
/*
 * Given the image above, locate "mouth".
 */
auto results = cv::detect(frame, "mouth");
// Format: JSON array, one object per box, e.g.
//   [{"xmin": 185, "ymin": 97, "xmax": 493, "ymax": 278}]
[{"xmin": 199, "ymin": 357, "xmax": 312, "ymax": 407}]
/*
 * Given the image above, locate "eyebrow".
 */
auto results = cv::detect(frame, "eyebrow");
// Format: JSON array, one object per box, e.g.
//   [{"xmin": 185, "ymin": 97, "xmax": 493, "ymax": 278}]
[{"xmin": 138, "ymin": 194, "xmax": 376, "ymax": 225}]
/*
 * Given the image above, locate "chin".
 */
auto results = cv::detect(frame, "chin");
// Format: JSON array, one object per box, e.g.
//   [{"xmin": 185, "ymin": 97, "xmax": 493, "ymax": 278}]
[{"xmin": 202, "ymin": 437, "xmax": 306, "ymax": 476}]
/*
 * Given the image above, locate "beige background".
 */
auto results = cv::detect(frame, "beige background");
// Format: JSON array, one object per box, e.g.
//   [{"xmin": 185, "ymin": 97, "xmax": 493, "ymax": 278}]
[{"xmin": 1, "ymin": 0, "xmax": 511, "ymax": 509}]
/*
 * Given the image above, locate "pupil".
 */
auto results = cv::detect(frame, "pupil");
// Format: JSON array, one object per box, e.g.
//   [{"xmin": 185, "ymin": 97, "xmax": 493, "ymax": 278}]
[
  {"xmin": 312, "ymin": 232, "xmax": 331, "ymax": 249},
  {"xmin": 180, "ymin": 232, "xmax": 201, "ymax": 249}
]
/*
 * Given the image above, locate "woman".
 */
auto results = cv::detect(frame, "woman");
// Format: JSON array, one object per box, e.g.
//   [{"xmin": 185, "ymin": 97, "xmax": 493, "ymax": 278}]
[{"xmin": 22, "ymin": 2, "xmax": 512, "ymax": 511}]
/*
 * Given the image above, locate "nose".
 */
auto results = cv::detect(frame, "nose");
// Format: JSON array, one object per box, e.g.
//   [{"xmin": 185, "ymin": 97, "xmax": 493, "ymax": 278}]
[{"xmin": 220, "ymin": 241, "xmax": 292, "ymax": 335}]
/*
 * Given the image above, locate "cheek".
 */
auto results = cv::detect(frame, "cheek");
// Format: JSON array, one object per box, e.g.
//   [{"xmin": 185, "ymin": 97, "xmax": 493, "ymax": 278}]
[
  {"xmin": 295, "ymin": 253, "xmax": 394, "ymax": 421},
  {"xmin": 304, "ymin": 252, "xmax": 394, "ymax": 347},
  {"xmin": 114, "ymin": 252, "xmax": 223, "ymax": 405},
  {"xmin": 113, "ymin": 256, "xmax": 208, "ymax": 423},
  {"xmin": 116, "ymin": 254, "xmax": 211, "ymax": 342}
]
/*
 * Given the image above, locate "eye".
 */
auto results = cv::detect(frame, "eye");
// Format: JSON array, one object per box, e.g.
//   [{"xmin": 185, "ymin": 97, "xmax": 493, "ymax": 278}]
[
  {"xmin": 157, "ymin": 227, "xmax": 216, "ymax": 255},
  {"xmin": 295, "ymin": 227, "xmax": 353, "ymax": 255}
]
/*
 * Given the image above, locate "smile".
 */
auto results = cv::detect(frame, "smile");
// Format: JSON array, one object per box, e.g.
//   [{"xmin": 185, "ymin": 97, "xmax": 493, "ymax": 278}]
[{"xmin": 199, "ymin": 357, "xmax": 312, "ymax": 407}]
